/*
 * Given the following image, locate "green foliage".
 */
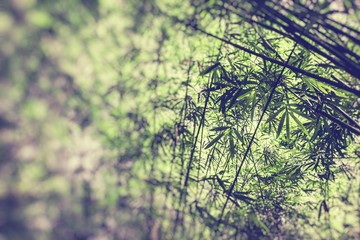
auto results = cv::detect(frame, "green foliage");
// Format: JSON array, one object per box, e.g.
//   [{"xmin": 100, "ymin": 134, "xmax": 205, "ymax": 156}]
[{"xmin": 0, "ymin": 0, "xmax": 359, "ymax": 239}]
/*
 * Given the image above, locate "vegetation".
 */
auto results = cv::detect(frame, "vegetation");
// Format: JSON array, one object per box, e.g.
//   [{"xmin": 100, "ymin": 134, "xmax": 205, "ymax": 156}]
[{"xmin": 0, "ymin": 0, "xmax": 359, "ymax": 239}]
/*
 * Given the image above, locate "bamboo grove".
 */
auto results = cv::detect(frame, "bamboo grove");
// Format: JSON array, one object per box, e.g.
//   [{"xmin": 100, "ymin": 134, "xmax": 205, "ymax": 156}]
[
  {"xmin": 135, "ymin": 0, "xmax": 360, "ymax": 238},
  {"xmin": 1, "ymin": 0, "xmax": 359, "ymax": 239}
]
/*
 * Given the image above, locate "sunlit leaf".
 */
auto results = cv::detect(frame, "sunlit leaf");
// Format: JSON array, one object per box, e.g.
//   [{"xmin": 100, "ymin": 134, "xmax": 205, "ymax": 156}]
[
  {"xmin": 267, "ymin": 107, "xmax": 285, "ymax": 123},
  {"xmin": 289, "ymin": 111, "xmax": 310, "ymax": 137}
]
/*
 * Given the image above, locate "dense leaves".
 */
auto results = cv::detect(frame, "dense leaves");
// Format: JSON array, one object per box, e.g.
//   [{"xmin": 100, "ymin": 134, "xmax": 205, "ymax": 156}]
[{"xmin": 0, "ymin": 0, "xmax": 359, "ymax": 239}]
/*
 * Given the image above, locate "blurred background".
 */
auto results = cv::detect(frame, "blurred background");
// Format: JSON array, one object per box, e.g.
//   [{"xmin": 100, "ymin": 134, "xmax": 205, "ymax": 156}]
[{"xmin": 0, "ymin": 1, "xmax": 147, "ymax": 239}]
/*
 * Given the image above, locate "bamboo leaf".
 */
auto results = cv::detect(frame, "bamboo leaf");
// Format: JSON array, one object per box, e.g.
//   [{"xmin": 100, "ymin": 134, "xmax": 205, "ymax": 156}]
[
  {"xmin": 228, "ymin": 88, "xmax": 243, "ymax": 109},
  {"xmin": 323, "ymin": 200, "xmax": 329, "ymax": 213},
  {"xmin": 237, "ymin": 87, "xmax": 255, "ymax": 101},
  {"xmin": 311, "ymin": 118, "xmax": 321, "ymax": 140},
  {"xmin": 232, "ymin": 192, "xmax": 254, "ymax": 204},
  {"xmin": 219, "ymin": 88, "xmax": 236, "ymax": 113},
  {"xmin": 233, "ymin": 128, "xmax": 243, "ymax": 142},
  {"xmin": 229, "ymin": 132, "xmax": 235, "ymax": 159},
  {"xmin": 205, "ymin": 133, "xmax": 225, "ymax": 149},
  {"xmin": 318, "ymin": 201, "xmax": 323, "ymax": 220},
  {"xmin": 221, "ymin": 68, "xmax": 237, "ymax": 85},
  {"xmin": 286, "ymin": 110, "xmax": 290, "ymax": 139},
  {"xmin": 233, "ymin": 191, "xmax": 251, "ymax": 195},
  {"xmin": 289, "ymin": 111, "xmax": 310, "ymax": 137},
  {"xmin": 200, "ymin": 62, "xmax": 220, "ymax": 76},
  {"xmin": 303, "ymin": 78, "xmax": 315, "ymax": 92},
  {"xmin": 228, "ymin": 87, "xmax": 254, "ymax": 109},
  {"xmin": 267, "ymin": 107, "xmax": 285, "ymax": 123},
  {"xmin": 250, "ymin": 214, "xmax": 270, "ymax": 234},
  {"xmin": 227, "ymin": 56, "xmax": 236, "ymax": 70},
  {"xmin": 277, "ymin": 112, "xmax": 286, "ymax": 138},
  {"xmin": 289, "ymin": 108, "xmax": 313, "ymax": 120},
  {"xmin": 216, "ymin": 175, "xmax": 227, "ymax": 191},
  {"xmin": 210, "ymin": 126, "xmax": 230, "ymax": 131},
  {"xmin": 250, "ymin": 91, "xmax": 256, "ymax": 121}
]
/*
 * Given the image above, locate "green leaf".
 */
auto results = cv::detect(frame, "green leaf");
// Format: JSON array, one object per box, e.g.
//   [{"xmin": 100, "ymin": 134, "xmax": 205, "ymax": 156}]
[
  {"xmin": 286, "ymin": 110, "xmax": 290, "ymax": 139},
  {"xmin": 287, "ymin": 165, "xmax": 301, "ymax": 177},
  {"xmin": 216, "ymin": 175, "xmax": 227, "ymax": 191},
  {"xmin": 227, "ymin": 56, "xmax": 236, "ymax": 70},
  {"xmin": 303, "ymin": 78, "xmax": 315, "ymax": 92},
  {"xmin": 210, "ymin": 126, "xmax": 230, "ymax": 131},
  {"xmin": 257, "ymin": 220, "xmax": 270, "ymax": 234},
  {"xmin": 250, "ymin": 91, "xmax": 256, "ymax": 121},
  {"xmin": 232, "ymin": 192, "xmax": 254, "ymax": 204},
  {"xmin": 323, "ymin": 200, "xmax": 329, "ymax": 212},
  {"xmin": 229, "ymin": 132, "xmax": 235, "ymax": 159},
  {"xmin": 200, "ymin": 62, "xmax": 220, "ymax": 76},
  {"xmin": 233, "ymin": 128, "xmax": 243, "ymax": 141},
  {"xmin": 233, "ymin": 191, "xmax": 251, "ymax": 195},
  {"xmin": 302, "ymin": 188, "xmax": 316, "ymax": 193},
  {"xmin": 277, "ymin": 112, "xmax": 286, "ymax": 138},
  {"xmin": 311, "ymin": 118, "xmax": 321, "ymax": 140},
  {"xmin": 289, "ymin": 108, "xmax": 313, "ymax": 120},
  {"xmin": 228, "ymin": 88, "xmax": 244, "ymax": 109},
  {"xmin": 267, "ymin": 107, "xmax": 285, "ymax": 123},
  {"xmin": 289, "ymin": 111, "xmax": 310, "ymax": 137},
  {"xmin": 318, "ymin": 201, "xmax": 323, "ymax": 220},
  {"xmin": 205, "ymin": 133, "xmax": 225, "ymax": 149},
  {"xmin": 251, "ymin": 215, "xmax": 270, "ymax": 234},
  {"xmin": 237, "ymin": 87, "xmax": 255, "ymax": 101},
  {"xmin": 221, "ymin": 68, "xmax": 237, "ymax": 85}
]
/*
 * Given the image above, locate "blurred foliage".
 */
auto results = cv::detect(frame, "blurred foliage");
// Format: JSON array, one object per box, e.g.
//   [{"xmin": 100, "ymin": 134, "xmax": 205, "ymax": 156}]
[{"xmin": 0, "ymin": 0, "xmax": 359, "ymax": 239}]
